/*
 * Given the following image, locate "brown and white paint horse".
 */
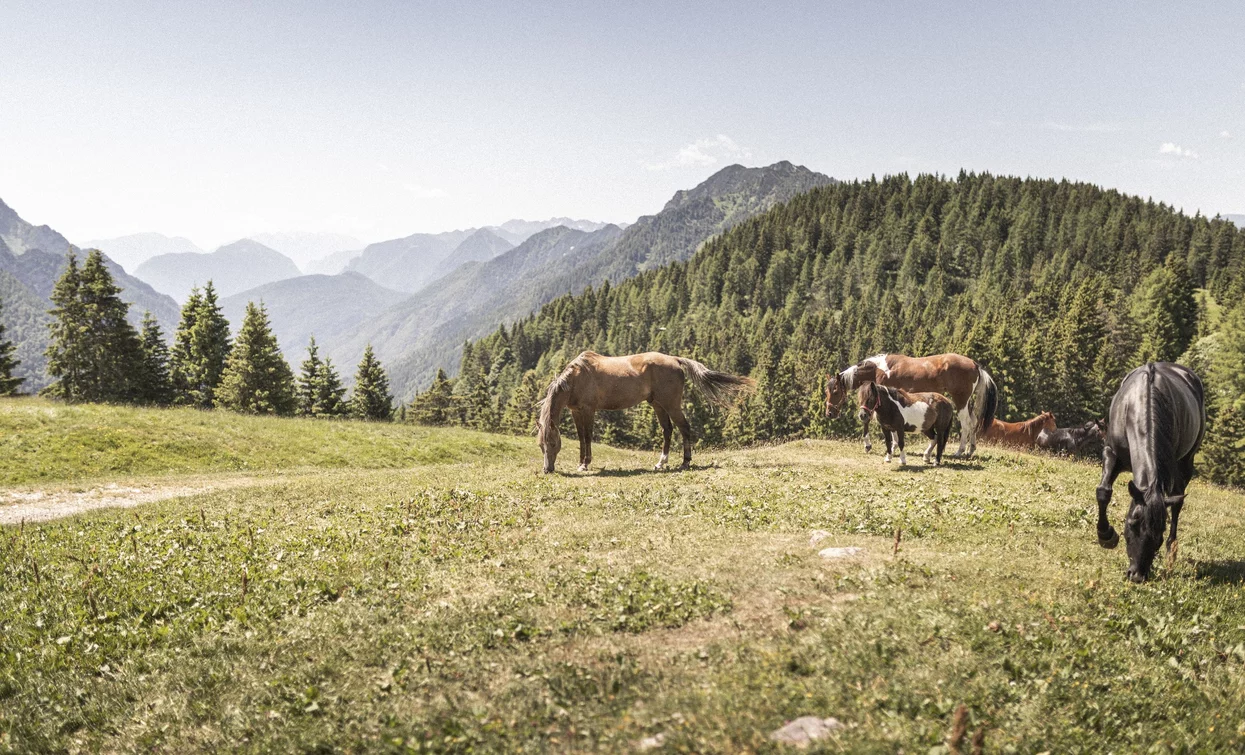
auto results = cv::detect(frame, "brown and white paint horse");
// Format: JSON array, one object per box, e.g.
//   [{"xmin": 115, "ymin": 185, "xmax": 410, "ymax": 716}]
[
  {"xmin": 982, "ymin": 412, "xmax": 1056, "ymax": 449},
  {"xmin": 536, "ymin": 351, "xmax": 754, "ymax": 473},
  {"xmin": 859, "ymin": 383, "xmax": 956, "ymax": 465},
  {"xmin": 825, "ymin": 353, "xmax": 997, "ymax": 458}
]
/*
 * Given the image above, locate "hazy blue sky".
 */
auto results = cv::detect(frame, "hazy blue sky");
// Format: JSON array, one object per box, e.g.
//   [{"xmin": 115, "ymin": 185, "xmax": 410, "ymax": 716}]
[{"xmin": 2, "ymin": 1, "xmax": 1243, "ymax": 248}]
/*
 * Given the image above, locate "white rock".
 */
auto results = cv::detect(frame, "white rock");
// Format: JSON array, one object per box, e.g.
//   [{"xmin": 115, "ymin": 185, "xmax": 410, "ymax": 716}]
[
  {"xmin": 769, "ymin": 716, "xmax": 843, "ymax": 747},
  {"xmin": 637, "ymin": 732, "xmax": 666, "ymax": 750},
  {"xmin": 817, "ymin": 546, "xmax": 863, "ymax": 560},
  {"xmin": 808, "ymin": 529, "xmax": 832, "ymax": 547}
]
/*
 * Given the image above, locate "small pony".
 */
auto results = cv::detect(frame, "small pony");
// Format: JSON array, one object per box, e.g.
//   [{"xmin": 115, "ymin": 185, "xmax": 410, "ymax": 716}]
[{"xmin": 859, "ymin": 382, "xmax": 956, "ymax": 466}]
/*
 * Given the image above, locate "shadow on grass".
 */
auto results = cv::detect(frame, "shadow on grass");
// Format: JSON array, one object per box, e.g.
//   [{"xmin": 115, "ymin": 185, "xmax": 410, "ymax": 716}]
[
  {"xmin": 591, "ymin": 466, "xmax": 709, "ymax": 478},
  {"xmin": 890, "ymin": 459, "xmax": 987, "ymax": 473},
  {"xmin": 1194, "ymin": 560, "xmax": 1245, "ymax": 585}
]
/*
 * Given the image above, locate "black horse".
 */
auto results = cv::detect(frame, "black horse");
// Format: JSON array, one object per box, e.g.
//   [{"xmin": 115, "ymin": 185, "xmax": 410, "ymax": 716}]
[
  {"xmin": 1097, "ymin": 362, "xmax": 1206, "ymax": 583},
  {"xmin": 1037, "ymin": 420, "xmax": 1103, "ymax": 456}
]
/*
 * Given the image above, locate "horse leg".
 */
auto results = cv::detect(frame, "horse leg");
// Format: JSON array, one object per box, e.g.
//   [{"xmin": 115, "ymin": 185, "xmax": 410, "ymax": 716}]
[
  {"xmin": 652, "ymin": 403, "xmax": 673, "ymax": 470},
  {"xmin": 1168, "ymin": 454, "xmax": 1195, "ymax": 552},
  {"xmin": 582, "ymin": 411, "xmax": 595, "ymax": 469},
  {"xmin": 936, "ymin": 425, "xmax": 949, "ymax": 466},
  {"xmin": 862, "ymin": 413, "xmax": 873, "ymax": 453},
  {"xmin": 954, "ymin": 405, "xmax": 972, "ymax": 457},
  {"xmin": 922, "ymin": 429, "xmax": 935, "ymax": 464},
  {"xmin": 668, "ymin": 404, "xmax": 695, "ymax": 469},
  {"xmin": 1096, "ymin": 446, "xmax": 1122, "ymax": 549},
  {"xmin": 572, "ymin": 409, "xmax": 590, "ymax": 471},
  {"xmin": 896, "ymin": 430, "xmax": 907, "ymax": 466},
  {"xmin": 883, "ymin": 429, "xmax": 894, "ymax": 463}
]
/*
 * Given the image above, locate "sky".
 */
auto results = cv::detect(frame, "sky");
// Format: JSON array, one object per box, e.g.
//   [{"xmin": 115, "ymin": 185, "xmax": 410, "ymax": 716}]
[{"xmin": 2, "ymin": 0, "xmax": 1243, "ymax": 249}]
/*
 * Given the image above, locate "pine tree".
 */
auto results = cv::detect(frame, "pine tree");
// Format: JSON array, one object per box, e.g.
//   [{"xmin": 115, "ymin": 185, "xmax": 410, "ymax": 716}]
[
  {"xmin": 499, "ymin": 370, "xmax": 540, "ymax": 434},
  {"xmin": 0, "ymin": 296, "xmax": 22, "ymax": 396},
  {"xmin": 297, "ymin": 337, "xmax": 324, "ymax": 416},
  {"xmin": 350, "ymin": 345, "xmax": 393, "ymax": 421},
  {"xmin": 44, "ymin": 251, "xmax": 143, "ymax": 402},
  {"xmin": 411, "ymin": 368, "xmax": 456, "ymax": 425},
  {"xmin": 134, "ymin": 312, "xmax": 174, "ymax": 405},
  {"xmin": 216, "ymin": 302, "xmax": 295, "ymax": 415},
  {"xmin": 1202, "ymin": 402, "xmax": 1245, "ymax": 488},
  {"xmin": 1132, "ymin": 258, "xmax": 1198, "ymax": 365},
  {"xmin": 316, "ymin": 358, "xmax": 347, "ymax": 417},
  {"xmin": 171, "ymin": 282, "xmax": 232, "ymax": 408}
]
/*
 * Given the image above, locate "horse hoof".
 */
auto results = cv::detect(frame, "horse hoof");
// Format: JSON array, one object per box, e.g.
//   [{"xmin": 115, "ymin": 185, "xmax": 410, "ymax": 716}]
[
  {"xmin": 578, "ymin": 464, "xmax": 588, "ymax": 472},
  {"xmin": 1098, "ymin": 532, "xmax": 1120, "ymax": 549}
]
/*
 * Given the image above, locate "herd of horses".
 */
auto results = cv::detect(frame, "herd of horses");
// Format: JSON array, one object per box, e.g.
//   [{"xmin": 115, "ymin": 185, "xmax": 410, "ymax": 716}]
[{"xmin": 535, "ymin": 350, "xmax": 1207, "ymax": 583}]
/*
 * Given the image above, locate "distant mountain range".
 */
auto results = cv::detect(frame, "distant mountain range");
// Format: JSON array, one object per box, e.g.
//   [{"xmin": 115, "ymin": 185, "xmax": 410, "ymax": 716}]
[
  {"xmin": 247, "ymin": 232, "xmax": 366, "ymax": 269},
  {"xmin": 1223, "ymin": 214, "xmax": 1245, "ymax": 227},
  {"xmin": 82, "ymin": 232, "xmax": 205, "ymax": 273},
  {"xmin": 321, "ymin": 161, "xmax": 833, "ymax": 397},
  {"xmin": 220, "ymin": 272, "xmax": 407, "ymax": 363},
  {"xmin": 135, "ymin": 239, "xmax": 303, "ymax": 302},
  {"xmin": 0, "ymin": 199, "xmax": 181, "ymax": 391}
]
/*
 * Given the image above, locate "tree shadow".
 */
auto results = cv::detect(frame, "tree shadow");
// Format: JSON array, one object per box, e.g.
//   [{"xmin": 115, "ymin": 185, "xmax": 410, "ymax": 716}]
[{"xmin": 1194, "ymin": 560, "xmax": 1245, "ymax": 585}]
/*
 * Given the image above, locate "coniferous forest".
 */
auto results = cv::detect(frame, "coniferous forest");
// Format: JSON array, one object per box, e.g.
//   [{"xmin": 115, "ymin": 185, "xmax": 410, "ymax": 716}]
[{"xmin": 411, "ymin": 172, "xmax": 1245, "ymax": 485}]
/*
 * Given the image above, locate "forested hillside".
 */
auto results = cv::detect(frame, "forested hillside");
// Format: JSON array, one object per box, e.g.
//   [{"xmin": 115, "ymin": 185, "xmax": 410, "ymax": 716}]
[{"xmin": 419, "ymin": 172, "xmax": 1245, "ymax": 469}]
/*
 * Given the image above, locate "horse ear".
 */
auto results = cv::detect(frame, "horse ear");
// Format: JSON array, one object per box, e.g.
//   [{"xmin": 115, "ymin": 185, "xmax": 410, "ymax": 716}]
[
  {"xmin": 1165, "ymin": 494, "xmax": 1185, "ymax": 507},
  {"xmin": 1127, "ymin": 480, "xmax": 1144, "ymax": 500}
]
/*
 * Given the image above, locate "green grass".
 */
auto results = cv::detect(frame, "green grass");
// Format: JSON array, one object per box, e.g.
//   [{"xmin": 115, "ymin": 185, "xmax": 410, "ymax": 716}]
[
  {"xmin": 2, "ymin": 405, "xmax": 1245, "ymax": 752},
  {"xmin": 0, "ymin": 397, "xmax": 528, "ymax": 485}
]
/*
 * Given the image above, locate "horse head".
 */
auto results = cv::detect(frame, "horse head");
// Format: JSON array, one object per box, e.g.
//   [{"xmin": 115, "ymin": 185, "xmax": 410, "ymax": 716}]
[
  {"xmin": 825, "ymin": 373, "xmax": 849, "ymax": 418},
  {"xmin": 1124, "ymin": 480, "xmax": 1181, "ymax": 582},
  {"xmin": 535, "ymin": 398, "xmax": 562, "ymax": 473},
  {"xmin": 1040, "ymin": 412, "xmax": 1056, "ymax": 432}
]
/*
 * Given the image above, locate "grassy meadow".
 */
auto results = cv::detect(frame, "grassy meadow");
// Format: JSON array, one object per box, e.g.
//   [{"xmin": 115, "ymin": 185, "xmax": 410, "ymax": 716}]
[{"xmin": 1, "ymin": 396, "xmax": 1244, "ymax": 752}]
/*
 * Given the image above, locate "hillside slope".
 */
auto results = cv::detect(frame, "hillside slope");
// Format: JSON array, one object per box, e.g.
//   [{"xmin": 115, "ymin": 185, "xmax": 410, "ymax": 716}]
[
  {"xmin": 453, "ymin": 172, "xmax": 1245, "ymax": 446},
  {"xmin": 134, "ymin": 239, "xmax": 302, "ymax": 302},
  {"xmin": 220, "ymin": 272, "xmax": 407, "ymax": 364},
  {"xmin": 333, "ymin": 162, "xmax": 832, "ymax": 398},
  {"xmin": 0, "ymin": 199, "xmax": 181, "ymax": 390}
]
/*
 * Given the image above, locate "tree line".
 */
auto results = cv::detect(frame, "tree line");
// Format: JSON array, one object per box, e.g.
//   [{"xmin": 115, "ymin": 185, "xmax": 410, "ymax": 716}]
[
  {"xmin": 0, "ymin": 249, "xmax": 394, "ymax": 421},
  {"xmin": 409, "ymin": 172, "xmax": 1245, "ymax": 487}
]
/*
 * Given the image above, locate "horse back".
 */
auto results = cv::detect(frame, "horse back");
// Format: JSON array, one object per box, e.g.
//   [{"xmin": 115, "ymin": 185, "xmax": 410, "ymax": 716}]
[
  {"xmin": 1107, "ymin": 362, "xmax": 1206, "ymax": 476},
  {"xmin": 881, "ymin": 353, "xmax": 978, "ymax": 407}
]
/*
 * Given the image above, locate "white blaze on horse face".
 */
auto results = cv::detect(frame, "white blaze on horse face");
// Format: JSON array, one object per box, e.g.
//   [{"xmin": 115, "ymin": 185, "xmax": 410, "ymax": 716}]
[{"xmin": 865, "ymin": 354, "xmax": 891, "ymax": 378}]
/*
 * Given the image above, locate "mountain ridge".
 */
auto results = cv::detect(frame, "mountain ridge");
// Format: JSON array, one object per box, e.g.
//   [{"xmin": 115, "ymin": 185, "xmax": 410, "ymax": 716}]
[{"xmin": 134, "ymin": 239, "xmax": 302, "ymax": 302}]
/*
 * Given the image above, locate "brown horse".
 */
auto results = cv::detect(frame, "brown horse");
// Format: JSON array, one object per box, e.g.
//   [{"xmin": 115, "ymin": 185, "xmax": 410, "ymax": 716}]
[
  {"xmin": 860, "ymin": 383, "xmax": 956, "ymax": 465},
  {"xmin": 825, "ymin": 353, "xmax": 997, "ymax": 458},
  {"xmin": 536, "ymin": 351, "xmax": 754, "ymax": 473},
  {"xmin": 982, "ymin": 412, "xmax": 1056, "ymax": 449}
]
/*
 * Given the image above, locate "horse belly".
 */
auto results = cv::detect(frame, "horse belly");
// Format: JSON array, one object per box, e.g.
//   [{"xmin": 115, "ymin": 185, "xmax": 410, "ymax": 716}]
[{"xmin": 898, "ymin": 402, "xmax": 930, "ymax": 432}]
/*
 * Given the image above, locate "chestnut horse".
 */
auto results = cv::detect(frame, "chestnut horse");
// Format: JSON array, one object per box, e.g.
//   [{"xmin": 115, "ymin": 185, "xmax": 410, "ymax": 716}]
[
  {"xmin": 536, "ymin": 351, "xmax": 754, "ymax": 473},
  {"xmin": 982, "ymin": 412, "xmax": 1056, "ymax": 449},
  {"xmin": 825, "ymin": 353, "xmax": 998, "ymax": 458}
]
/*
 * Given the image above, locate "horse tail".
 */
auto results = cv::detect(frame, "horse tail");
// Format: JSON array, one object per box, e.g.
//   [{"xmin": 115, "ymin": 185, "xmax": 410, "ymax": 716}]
[
  {"xmin": 676, "ymin": 357, "xmax": 756, "ymax": 408},
  {"xmin": 975, "ymin": 366, "xmax": 998, "ymax": 432}
]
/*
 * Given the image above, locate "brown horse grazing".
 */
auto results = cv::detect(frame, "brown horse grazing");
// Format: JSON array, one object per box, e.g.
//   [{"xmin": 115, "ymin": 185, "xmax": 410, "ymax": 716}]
[
  {"xmin": 825, "ymin": 353, "xmax": 997, "ymax": 458},
  {"xmin": 860, "ymin": 383, "xmax": 956, "ymax": 465},
  {"xmin": 535, "ymin": 351, "xmax": 754, "ymax": 473},
  {"xmin": 982, "ymin": 412, "xmax": 1056, "ymax": 449}
]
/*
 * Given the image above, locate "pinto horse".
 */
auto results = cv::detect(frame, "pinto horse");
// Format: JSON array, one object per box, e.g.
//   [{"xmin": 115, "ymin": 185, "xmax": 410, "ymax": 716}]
[
  {"xmin": 982, "ymin": 412, "xmax": 1056, "ymax": 449},
  {"xmin": 535, "ymin": 351, "xmax": 754, "ymax": 473},
  {"xmin": 860, "ymin": 383, "xmax": 955, "ymax": 465},
  {"xmin": 825, "ymin": 353, "xmax": 997, "ymax": 457},
  {"xmin": 1096, "ymin": 362, "xmax": 1205, "ymax": 583}
]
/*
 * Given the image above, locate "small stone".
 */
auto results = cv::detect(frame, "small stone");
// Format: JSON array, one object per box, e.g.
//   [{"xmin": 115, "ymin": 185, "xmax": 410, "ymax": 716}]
[
  {"xmin": 808, "ymin": 529, "xmax": 832, "ymax": 547},
  {"xmin": 769, "ymin": 716, "xmax": 843, "ymax": 747},
  {"xmin": 817, "ymin": 546, "xmax": 863, "ymax": 560},
  {"xmin": 637, "ymin": 732, "xmax": 666, "ymax": 750}
]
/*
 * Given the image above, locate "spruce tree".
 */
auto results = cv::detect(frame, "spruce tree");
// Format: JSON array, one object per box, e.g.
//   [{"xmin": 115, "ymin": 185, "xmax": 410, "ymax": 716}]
[
  {"xmin": 1132, "ymin": 259, "xmax": 1198, "ymax": 365},
  {"xmin": 350, "ymin": 345, "xmax": 393, "ymax": 421},
  {"xmin": 44, "ymin": 251, "xmax": 143, "ymax": 402},
  {"xmin": 297, "ymin": 337, "xmax": 324, "ymax": 416},
  {"xmin": 0, "ymin": 296, "xmax": 22, "ymax": 395},
  {"xmin": 171, "ymin": 282, "xmax": 232, "ymax": 408},
  {"xmin": 411, "ymin": 368, "xmax": 456, "ymax": 425},
  {"xmin": 296, "ymin": 338, "xmax": 346, "ymax": 417},
  {"xmin": 135, "ymin": 312, "xmax": 174, "ymax": 405},
  {"xmin": 216, "ymin": 302, "xmax": 295, "ymax": 415},
  {"xmin": 1202, "ymin": 402, "xmax": 1245, "ymax": 488},
  {"xmin": 499, "ymin": 370, "xmax": 539, "ymax": 433}
]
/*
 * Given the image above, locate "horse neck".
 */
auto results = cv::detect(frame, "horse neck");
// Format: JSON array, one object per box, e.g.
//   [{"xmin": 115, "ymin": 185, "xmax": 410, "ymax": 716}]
[{"xmin": 540, "ymin": 382, "xmax": 573, "ymax": 438}]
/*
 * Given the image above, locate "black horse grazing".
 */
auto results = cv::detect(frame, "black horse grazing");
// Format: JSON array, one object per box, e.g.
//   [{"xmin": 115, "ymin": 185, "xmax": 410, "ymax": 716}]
[
  {"xmin": 1037, "ymin": 420, "xmax": 1103, "ymax": 456},
  {"xmin": 860, "ymin": 383, "xmax": 956, "ymax": 466},
  {"xmin": 1097, "ymin": 362, "xmax": 1206, "ymax": 583}
]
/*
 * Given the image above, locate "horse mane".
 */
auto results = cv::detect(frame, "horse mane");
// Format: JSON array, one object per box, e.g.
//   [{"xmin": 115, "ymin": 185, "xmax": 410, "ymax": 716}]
[
  {"xmin": 1146, "ymin": 362, "xmax": 1178, "ymax": 495},
  {"xmin": 536, "ymin": 353, "xmax": 593, "ymax": 441}
]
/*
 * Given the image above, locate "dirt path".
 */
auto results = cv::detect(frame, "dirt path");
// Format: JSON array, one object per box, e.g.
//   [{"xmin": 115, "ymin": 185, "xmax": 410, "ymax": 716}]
[{"xmin": 0, "ymin": 477, "xmax": 262, "ymax": 525}]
